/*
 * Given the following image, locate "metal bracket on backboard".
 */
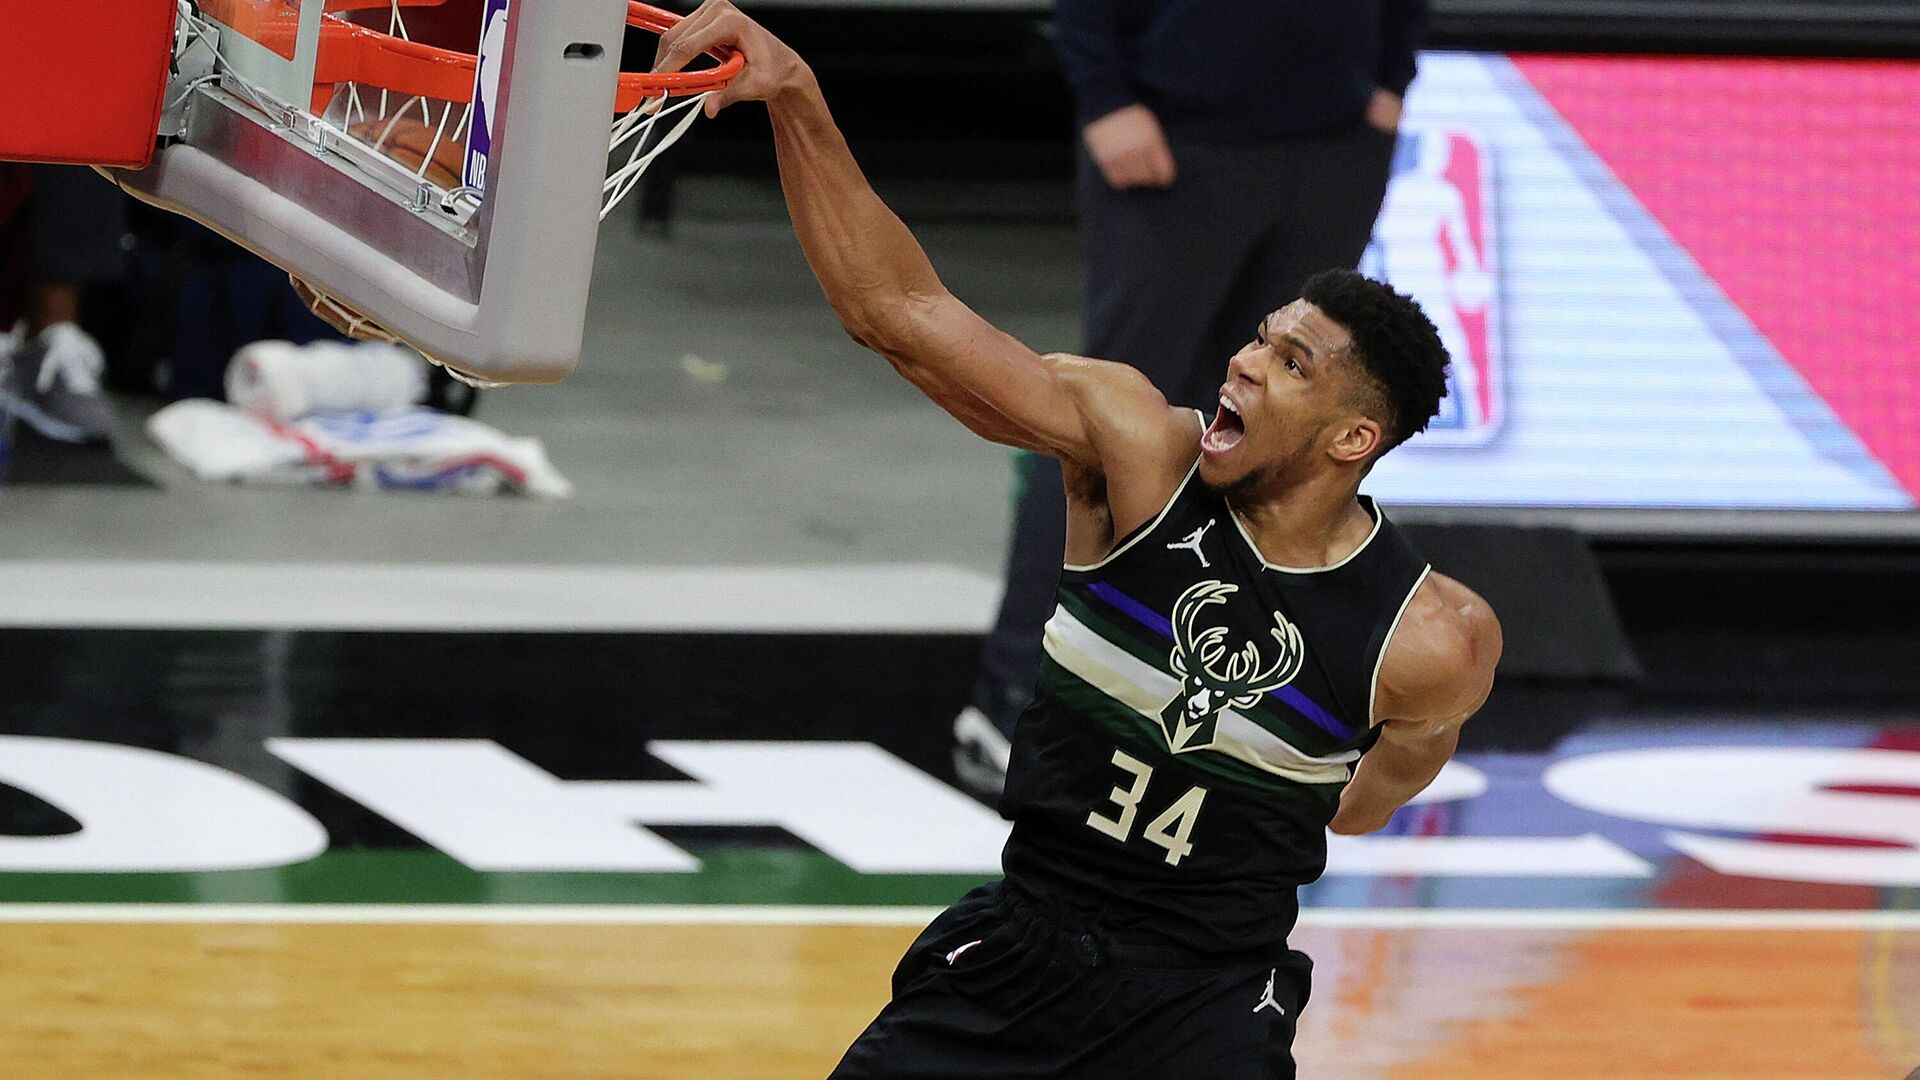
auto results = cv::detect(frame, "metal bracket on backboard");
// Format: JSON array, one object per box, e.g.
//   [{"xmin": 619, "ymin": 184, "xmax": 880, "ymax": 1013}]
[{"xmin": 158, "ymin": 12, "xmax": 223, "ymax": 141}]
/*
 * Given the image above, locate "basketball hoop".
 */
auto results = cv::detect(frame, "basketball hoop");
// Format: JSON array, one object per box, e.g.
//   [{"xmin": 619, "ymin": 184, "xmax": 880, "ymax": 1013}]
[
  {"xmin": 182, "ymin": 0, "xmax": 740, "ymax": 223},
  {"xmin": 177, "ymin": 0, "xmax": 739, "ymax": 385},
  {"xmin": 312, "ymin": 1, "xmax": 742, "ymax": 110}
]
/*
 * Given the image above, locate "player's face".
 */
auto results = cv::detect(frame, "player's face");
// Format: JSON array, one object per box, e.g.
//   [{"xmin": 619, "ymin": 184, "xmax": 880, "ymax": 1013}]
[{"xmin": 1198, "ymin": 300, "xmax": 1366, "ymax": 497}]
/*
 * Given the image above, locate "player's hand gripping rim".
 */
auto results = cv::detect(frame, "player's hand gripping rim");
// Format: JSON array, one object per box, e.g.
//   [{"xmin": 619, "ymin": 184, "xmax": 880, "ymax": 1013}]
[{"xmin": 652, "ymin": 0, "xmax": 809, "ymax": 118}]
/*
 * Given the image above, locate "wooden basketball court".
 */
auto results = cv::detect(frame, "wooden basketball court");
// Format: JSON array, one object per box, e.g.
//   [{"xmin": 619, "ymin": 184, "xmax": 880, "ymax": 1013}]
[{"xmin": 2, "ymin": 911, "xmax": 1914, "ymax": 1079}]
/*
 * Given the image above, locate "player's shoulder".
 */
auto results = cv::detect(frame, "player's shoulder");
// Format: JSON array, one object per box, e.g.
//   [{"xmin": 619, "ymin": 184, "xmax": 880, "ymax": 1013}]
[
  {"xmin": 1043, "ymin": 351, "xmax": 1165, "ymax": 411},
  {"xmin": 1043, "ymin": 352, "xmax": 1200, "ymax": 461},
  {"xmin": 1377, "ymin": 572, "xmax": 1502, "ymax": 723}
]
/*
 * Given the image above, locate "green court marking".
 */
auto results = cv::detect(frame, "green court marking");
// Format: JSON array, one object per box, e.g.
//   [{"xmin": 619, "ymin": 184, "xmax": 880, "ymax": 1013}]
[{"xmin": 0, "ymin": 849, "xmax": 993, "ymax": 907}]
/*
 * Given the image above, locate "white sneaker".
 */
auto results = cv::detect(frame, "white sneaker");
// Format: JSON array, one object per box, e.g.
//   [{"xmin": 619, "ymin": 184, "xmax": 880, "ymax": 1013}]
[
  {"xmin": 951, "ymin": 705, "xmax": 1012, "ymax": 801},
  {"xmin": 36, "ymin": 322, "xmax": 106, "ymax": 397},
  {"xmin": 0, "ymin": 322, "xmax": 115, "ymax": 443}
]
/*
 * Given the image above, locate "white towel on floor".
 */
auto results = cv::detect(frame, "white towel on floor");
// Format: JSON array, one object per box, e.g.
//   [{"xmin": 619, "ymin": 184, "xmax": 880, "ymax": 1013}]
[
  {"xmin": 147, "ymin": 400, "xmax": 574, "ymax": 498},
  {"xmin": 226, "ymin": 339, "xmax": 428, "ymax": 420}
]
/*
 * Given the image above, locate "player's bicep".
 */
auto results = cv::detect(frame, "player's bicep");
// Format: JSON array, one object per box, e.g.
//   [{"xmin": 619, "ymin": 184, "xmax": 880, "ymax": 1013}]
[
  {"xmin": 871, "ymin": 293, "xmax": 1135, "ymax": 465},
  {"xmin": 1374, "ymin": 576, "xmax": 1502, "ymax": 731}
]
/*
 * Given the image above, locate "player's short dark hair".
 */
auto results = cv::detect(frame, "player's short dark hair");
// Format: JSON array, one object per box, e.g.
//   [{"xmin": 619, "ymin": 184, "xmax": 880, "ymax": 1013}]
[{"xmin": 1298, "ymin": 269, "xmax": 1449, "ymax": 453}]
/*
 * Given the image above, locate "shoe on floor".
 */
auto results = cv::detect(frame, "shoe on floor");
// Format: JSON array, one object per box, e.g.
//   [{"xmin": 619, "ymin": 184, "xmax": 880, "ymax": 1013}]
[
  {"xmin": 0, "ymin": 322, "xmax": 115, "ymax": 444},
  {"xmin": 952, "ymin": 705, "xmax": 1012, "ymax": 802}
]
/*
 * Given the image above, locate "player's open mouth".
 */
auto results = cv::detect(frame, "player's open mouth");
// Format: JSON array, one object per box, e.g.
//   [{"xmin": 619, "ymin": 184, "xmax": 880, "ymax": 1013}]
[{"xmin": 1203, "ymin": 395, "xmax": 1245, "ymax": 455}]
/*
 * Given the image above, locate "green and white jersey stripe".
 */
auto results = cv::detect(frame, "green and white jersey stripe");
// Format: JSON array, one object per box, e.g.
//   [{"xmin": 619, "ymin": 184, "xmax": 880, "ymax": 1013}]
[{"xmin": 1042, "ymin": 601, "xmax": 1359, "ymax": 787}]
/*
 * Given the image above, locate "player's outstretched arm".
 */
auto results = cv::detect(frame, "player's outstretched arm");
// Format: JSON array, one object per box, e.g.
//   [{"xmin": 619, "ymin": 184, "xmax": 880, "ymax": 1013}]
[
  {"xmin": 653, "ymin": 2, "xmax": 1187, "ymax": 472},
  {"xmin": 1330, "ymin": 574, "xmax": 1502, "ymax": 836}
]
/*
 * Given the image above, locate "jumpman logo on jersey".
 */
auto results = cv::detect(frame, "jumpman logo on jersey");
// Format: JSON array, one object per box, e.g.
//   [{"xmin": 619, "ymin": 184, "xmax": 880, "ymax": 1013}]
[
  {"xmin": 1253, "ymin": 969, "xmax": 1286, "ymax": 1015},
  {"xmin": 1166, "ymin": 519, "xmax": 1216, "ymax": 567}
]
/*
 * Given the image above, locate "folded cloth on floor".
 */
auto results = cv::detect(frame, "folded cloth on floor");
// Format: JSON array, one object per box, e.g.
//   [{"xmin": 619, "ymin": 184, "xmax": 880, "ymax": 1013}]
[
  {"xmin": 226, "ymin": 339, "xmax": 427, "ymax": 420},
  {"xmin": 147, "ymin": 400, "xmax": 573, "ymax": 498}
]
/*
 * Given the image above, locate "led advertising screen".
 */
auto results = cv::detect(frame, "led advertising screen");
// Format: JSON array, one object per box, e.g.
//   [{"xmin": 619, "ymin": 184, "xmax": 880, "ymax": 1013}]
[{"xmin": 1361, "ymin": 53, "xmax": 1919, "ymax": 514}]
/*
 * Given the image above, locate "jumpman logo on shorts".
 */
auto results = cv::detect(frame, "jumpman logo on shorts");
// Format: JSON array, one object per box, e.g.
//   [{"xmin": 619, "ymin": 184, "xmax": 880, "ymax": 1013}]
[
  {"xmin": 1253, "ymin": 969, "xmax": 1286, "ymax": 1016},
  {"xmin": 1167, "ymin": 519, "xmax": 1216, "ymax": 568}
]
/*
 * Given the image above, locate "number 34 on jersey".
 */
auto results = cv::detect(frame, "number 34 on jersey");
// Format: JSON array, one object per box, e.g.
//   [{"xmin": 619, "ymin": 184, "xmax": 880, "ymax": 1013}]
[{"xmin": 1085, "ymin": 748, "xmax": 1210, "ymax": 866}]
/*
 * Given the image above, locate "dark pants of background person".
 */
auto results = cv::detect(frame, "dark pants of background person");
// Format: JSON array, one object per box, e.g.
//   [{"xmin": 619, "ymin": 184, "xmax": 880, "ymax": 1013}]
[
  {"xmin": 971, "ymin": 124, "xmax": 1399, "ymax": 737},
  {"xmin": 30, "ymin": 166, "xmax": 129, "ymax": 298},
  {"xmin": 118, "ymin": 206, "xmax": 340, "ymax": 401},
  {"xmin": 0, "ymin": 167, "xmax": 31, "ymax": 332},
  {"xmin": 0, "ymin": 166, "xmax": 127, "ymax": 355},
  {"xmin": 0, "ymin": 167, "xmax": 132, "ymax": 332}
]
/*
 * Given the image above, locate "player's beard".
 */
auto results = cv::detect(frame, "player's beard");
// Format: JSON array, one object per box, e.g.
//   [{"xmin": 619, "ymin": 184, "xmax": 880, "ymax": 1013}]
[
  {"xmin": 1201, "ymin": 436, "xmax": 1313, "ymax": 504},
  {"xmin": 1202, "ymin": 465, "xmax": 1269, "ymax": 504}
]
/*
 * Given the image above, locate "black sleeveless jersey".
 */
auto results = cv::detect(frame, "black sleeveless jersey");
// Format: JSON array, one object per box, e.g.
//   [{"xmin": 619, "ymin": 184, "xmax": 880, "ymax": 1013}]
[{"xmin": 998, "ymin": 456, "xmax": 1432, "ymax": 957}]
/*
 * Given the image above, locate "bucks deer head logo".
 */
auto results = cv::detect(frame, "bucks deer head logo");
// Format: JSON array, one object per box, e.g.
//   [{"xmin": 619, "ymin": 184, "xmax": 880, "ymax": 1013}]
[{"xmin": 1158, "ymin": 581, "xmax": 1305, "ymax": 753}]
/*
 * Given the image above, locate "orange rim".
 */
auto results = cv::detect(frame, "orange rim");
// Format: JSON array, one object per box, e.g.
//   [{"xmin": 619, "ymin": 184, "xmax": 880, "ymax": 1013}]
[{"xmin": 310, "ymin": 2, "xmax": 743, "ymax": 113}]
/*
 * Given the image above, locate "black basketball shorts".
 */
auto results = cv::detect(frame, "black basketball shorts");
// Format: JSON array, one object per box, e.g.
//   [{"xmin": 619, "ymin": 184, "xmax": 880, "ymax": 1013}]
[{"xmin": 828, "ymin": 881, "xmax": 1313, "ymax": 1080}]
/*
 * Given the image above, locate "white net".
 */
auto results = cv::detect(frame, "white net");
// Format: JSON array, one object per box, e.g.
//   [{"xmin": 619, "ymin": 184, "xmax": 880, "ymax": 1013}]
[{"xmin": 603, "ymin": 91, "xmax": 712, "ymax": 222}]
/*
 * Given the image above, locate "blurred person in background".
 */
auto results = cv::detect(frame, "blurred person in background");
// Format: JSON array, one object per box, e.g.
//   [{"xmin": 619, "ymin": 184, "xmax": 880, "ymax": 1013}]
[
  {"xmin": 0, "ymin": 165, "xmax": 122, "ymax": 446},
  {"xmin": 0, "ymin": 168, "xmax": 27, "ymax": 336},
  {"xmin": 0, "ymin": 166, "xmax": 27, "ymax": 416},
  {"xmin": 955, "ymin": 0, "xmax": 1430, "ymax": 795}
]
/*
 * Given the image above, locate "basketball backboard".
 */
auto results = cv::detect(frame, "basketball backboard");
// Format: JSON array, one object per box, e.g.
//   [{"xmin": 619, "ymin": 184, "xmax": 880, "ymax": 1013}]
[{"xmin": 96, "ymin": 0, "xmax": 733, "ymax": 386}]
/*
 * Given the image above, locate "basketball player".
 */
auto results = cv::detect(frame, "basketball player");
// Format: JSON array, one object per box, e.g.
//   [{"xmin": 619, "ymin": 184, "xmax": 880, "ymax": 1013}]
[{"xmin": 660, "ymin": 6, "xmax": 1501, "ymax": 1076}]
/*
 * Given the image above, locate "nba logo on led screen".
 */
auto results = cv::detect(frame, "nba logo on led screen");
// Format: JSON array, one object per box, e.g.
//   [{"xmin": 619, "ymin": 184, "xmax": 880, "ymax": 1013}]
[{"xmin": 1363, "ymin": 124, "xmax": 1504, "ymax": 445}]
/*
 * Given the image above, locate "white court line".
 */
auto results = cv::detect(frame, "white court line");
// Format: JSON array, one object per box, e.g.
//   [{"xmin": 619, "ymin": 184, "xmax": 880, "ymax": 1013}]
[
  {"xmin": 0, "ymin": 562, "xmax": 1000, "ymax": 633},
  {"xmin": 0, "ymin": 905, "xmax": 947, "ymax": 926},
  {"xmin": 1, "ymin": 904, "xmax": 1918, "ymax": 930}
]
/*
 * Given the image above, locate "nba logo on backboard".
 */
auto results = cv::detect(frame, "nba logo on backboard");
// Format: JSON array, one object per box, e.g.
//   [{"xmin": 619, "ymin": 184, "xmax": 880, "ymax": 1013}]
[
  {"xmin": 464, "ymin": 0, "xmax": 513, "ymax": 192},
  {"xmin": 1362, "ymin": 124, "xmax": 1505, "ymax": 445}
]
